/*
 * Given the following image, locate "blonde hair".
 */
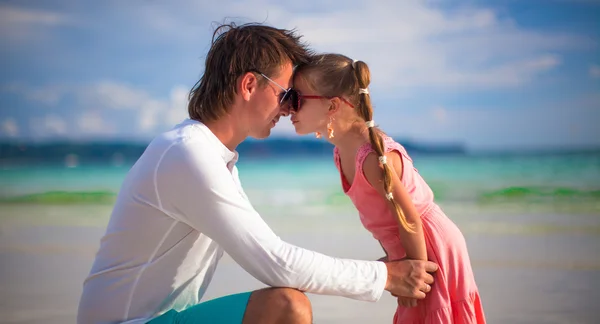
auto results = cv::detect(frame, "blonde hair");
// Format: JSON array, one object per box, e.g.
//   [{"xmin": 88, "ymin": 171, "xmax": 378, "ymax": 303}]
[{"xmin": 296, "ymin": 54, "xmax": 415, "ymax": 233}]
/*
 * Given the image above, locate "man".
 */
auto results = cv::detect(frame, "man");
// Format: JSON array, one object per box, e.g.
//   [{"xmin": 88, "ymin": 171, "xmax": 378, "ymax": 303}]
[{"xmin": 77, "ymin": 22, "xmax": 438, "ymax": 324}]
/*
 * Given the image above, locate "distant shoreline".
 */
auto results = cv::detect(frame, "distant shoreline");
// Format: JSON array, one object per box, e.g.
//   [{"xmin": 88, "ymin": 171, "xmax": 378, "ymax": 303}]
[
  {"xmin": 1, "ymin": 139, "xmax": 598, "ymax": 162},
  {"xmin": 0, "ymin": 138, "xmax": 466, "ymax": 162}
]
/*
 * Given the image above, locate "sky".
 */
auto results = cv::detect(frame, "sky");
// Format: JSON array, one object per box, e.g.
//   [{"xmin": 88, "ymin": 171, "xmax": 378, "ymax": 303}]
[{"xmin": 0, "ymin": 0, "xmax": 599, "ymax": 151}]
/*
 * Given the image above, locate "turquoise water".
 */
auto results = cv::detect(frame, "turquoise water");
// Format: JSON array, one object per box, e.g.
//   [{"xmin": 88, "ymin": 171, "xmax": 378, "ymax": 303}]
[{"xmin": 1, "ymin": 152, "xmax": 599, "ymax": 214}]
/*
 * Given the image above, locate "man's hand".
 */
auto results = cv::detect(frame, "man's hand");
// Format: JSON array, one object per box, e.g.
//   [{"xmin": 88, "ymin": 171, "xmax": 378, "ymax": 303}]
[
  {"xmin": 383, "ymin": 259, "xmax": 437, "ymax": 299},
  {"xmin": 397, "ymin": 296, "xmax": 417, "ymax": 308}
]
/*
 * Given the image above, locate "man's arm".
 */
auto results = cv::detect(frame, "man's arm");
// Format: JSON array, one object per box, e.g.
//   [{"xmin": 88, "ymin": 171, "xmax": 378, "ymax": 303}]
[{"xmin": 155, "ymin": 138, "xmax": 387, "ymax": 302}]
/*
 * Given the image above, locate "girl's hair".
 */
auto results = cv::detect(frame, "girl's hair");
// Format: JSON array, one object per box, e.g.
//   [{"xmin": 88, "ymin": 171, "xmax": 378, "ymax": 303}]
[{"xmin": 296, "ymin": 54, "xmax": 415, "ymax": 233}]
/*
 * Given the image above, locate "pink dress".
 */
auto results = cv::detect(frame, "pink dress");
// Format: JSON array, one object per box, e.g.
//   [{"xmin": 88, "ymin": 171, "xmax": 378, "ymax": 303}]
[{"xmin": 333, "ymin": 136, "xmax": 486, "ymax": 324}]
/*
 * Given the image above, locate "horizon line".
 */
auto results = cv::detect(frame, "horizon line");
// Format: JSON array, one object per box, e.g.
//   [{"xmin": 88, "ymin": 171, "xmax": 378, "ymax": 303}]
[{"xmin": 1, "ymin": 138, "xmax": 599, "ymax": 156}]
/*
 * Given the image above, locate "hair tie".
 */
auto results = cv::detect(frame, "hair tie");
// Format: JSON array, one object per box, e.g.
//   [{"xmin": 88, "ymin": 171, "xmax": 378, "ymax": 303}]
[
  {"xmin": 359, "ymin": 88, "xmax": 369, "ymax": 94},
  {"xmin": 378, "ymin": 156, "xmax": 387, "ymax": 164},
  {"xmin": 352, "ymin": 59, "xmax": 358, "ymax": 69},
  {"xmin": 366, "ymin": 120, "xmax": 375, "ymax": 128},
  {"xmin": 385, "ymin": 192, "xmax": 394, "ymax": 200}
]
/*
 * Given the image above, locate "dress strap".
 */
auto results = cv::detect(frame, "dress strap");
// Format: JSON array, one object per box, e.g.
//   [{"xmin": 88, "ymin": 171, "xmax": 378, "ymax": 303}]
[
  {"xmin": 355, "ymin": 137, "xmax": 413, "ymax": 172},
  {"xmin": 355, "ymin": 142, "xmax": 375, "ymax": 174},
  {"xmin": 333, "ymin": 147, "xmax": 342, "ymax": 171}
]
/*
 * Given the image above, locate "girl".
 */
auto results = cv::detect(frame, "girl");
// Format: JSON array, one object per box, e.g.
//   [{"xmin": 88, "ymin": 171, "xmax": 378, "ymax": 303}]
[{"xmin": 288, "ymin": 54, "xmax": 486, "ymax": 323}]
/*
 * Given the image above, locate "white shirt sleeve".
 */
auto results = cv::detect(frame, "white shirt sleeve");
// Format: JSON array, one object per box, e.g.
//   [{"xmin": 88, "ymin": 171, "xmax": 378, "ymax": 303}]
[{"xmin": 154, "ymin": 137, "xmax": 388, "ymax": 302}]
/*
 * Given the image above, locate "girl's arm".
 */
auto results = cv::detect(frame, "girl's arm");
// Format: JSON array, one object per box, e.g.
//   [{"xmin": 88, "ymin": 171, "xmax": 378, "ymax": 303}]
[
  {"xmin": 377, "ymin": 240, "xmax": 389, "ymax": 262},
  {"xmin": 362, "ymin": 151, "xmax": 427, "ymax": 262}
]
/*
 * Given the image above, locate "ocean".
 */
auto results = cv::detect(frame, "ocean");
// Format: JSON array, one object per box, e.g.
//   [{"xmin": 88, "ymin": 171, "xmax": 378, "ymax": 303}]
[
  {"xmin": 1, "ymin": 142, "xmax": 600, "ymax": 323},
  {"xmin": 1, "ymin": 144, "xmax": 599, "ymax": 231}
]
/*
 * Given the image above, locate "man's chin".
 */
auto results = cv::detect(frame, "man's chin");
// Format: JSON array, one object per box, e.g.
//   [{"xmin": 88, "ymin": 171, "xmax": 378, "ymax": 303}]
[{"xmin": 249, "ymin": 129, "xmax": 271, "ymax": 140}]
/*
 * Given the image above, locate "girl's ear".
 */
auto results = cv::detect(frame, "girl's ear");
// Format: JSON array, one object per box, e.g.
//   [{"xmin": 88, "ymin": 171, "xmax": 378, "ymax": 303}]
[{"xmin": 327, "ymin": 97, "xmax": 341, "ymax": 116}]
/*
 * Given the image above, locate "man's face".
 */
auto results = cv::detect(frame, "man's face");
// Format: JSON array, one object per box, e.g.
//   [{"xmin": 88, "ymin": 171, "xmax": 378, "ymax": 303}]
[{"xmin": 246, "ymin": 63, "xmax": 294, "ymax": 139}]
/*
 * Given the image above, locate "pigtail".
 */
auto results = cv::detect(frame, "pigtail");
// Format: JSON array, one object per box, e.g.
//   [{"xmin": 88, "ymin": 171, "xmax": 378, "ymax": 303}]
[{"xmin": 352, "ymin": 60, "xmax": 416, "ymax": 234}]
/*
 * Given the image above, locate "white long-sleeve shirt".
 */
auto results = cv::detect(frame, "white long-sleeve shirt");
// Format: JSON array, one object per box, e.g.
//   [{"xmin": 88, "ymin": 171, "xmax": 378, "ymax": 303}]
[{"xmin": 77, "ymin": 118, "xmax": 388, "ymax": 324}]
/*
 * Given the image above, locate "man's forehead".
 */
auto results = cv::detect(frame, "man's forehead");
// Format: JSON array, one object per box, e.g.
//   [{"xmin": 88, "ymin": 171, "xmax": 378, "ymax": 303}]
[{"xmin": 274, "ymin": 63, "xmax": 294, "ymax": 87}]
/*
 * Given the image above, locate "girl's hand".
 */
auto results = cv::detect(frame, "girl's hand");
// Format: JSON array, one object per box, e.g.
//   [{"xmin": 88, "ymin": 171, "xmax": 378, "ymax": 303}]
[{"xmin": 397, "ymin": 296, "xmax": 417, "ymax": 308}]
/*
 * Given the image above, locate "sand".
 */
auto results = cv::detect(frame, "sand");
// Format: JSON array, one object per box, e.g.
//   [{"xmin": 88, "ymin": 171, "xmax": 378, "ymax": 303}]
[{"xmin": 1, "ymin": 204, "xmax": 599, "ymax": 323}]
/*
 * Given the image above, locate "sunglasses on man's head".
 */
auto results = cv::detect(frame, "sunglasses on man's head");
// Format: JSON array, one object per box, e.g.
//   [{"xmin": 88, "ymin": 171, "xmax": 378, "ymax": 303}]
[{"xmin": 251, "ymin": 70, "xmax": 293, "ymax": 107}]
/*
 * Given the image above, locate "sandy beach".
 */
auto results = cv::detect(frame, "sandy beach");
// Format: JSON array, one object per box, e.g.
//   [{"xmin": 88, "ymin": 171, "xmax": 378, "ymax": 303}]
[
  {"xmin": 3, "ymin": 0, "xmax": 600, "ymax": 322},
  {"xmin": 1, "ymin": 203, "xmax": 599, "ymax": 324}
]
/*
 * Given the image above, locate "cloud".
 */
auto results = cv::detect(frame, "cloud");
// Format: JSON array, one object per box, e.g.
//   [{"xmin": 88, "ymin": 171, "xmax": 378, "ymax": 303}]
[
  {"xmin": 590, "ymin": 64, "xmax": 600, "ymax": 79},
  {"xmin": 165, "ymin": 86, "xmax": 191, "ymax": 126},
  {"xmin": 0, "ymin": 5, "xmax": 69, "ymax": 26},
  {"xmin": 0, "ymin": 5, "xmax": 73, "ymax": 41},
  {"xmin": 119, "ymin": 0, "xmax": 587, "ymax": 91},
  {"xmin": 282, "ymin": 6, "xmax": 573, "ymax": 90},
  {"xmin": 5, "ymin": 1, "xmax": 589, "ymax": 92},
  {"xmin": 3, "ymin": 83, "xmax": 68, "ymax": 105},
  {"xmin": 80, "ymin": 82, "xmax": 152, "ymax": 110},
  {"xmin": 29, "ymin": 115, "xmax": 67, "ymax": 138},
  {"xmin": 382, "ymin": 92, "xmax": 600, "ymax": 150},
  {"xmin": 76, "ymin": 111, "xmax": 117, "ymax": 136},
  {"xmin": 1, "ymin": 0, "xmax": 597, "ymax": 147},
  {"xmin": 1, "ymin": 118, "xmax": 19, "ymax": 137},
  {"xmin": 77, "ymin": 82, "xmax": 190, "ymax": 132},
  {"xmin": 7, "ymin": 80, "xmax": 191, "ymax": 137},
  {"xmin": 431, "ymin": 106, "xmax": 448, "ymax": 124}
]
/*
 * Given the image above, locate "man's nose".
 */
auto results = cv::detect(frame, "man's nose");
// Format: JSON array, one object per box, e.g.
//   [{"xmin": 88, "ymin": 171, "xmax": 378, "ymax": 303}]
[{"xmin": 278, "ymin": 103, "xmax": 291, "ymax": 117}]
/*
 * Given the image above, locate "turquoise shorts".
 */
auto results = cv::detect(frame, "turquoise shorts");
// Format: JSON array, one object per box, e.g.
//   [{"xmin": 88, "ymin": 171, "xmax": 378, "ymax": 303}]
[{"xmin": 147, "ymin": 292, "xmax": 252, "ymax": 324}]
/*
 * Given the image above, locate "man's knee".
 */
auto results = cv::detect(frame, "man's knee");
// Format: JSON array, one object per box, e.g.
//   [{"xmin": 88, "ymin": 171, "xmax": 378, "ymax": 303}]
[
  {"xmin": 269, "ymin": 288, "xmax": 312, "ymax": 317},
  {"xmin": 244, "ymin": 287, "xmax": 312, "ymax": 323}
]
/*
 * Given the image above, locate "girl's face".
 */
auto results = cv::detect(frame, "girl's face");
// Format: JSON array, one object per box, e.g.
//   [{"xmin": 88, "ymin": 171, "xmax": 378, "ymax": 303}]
[{"xmin": 289, "ymin": 73, "xmax": 332, "ymax": 135}]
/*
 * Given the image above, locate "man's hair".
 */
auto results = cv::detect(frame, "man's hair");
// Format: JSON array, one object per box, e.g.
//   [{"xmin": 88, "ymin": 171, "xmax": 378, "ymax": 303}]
[{"xmin": 188, "ymin": 22, "xmax": 312, "ymax": 123}]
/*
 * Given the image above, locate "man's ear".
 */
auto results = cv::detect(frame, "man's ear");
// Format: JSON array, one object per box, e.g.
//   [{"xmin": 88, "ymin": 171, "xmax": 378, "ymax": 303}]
[{"xmin": 239, "ymin": 72, "xmax": 258, "ymax": 101}]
